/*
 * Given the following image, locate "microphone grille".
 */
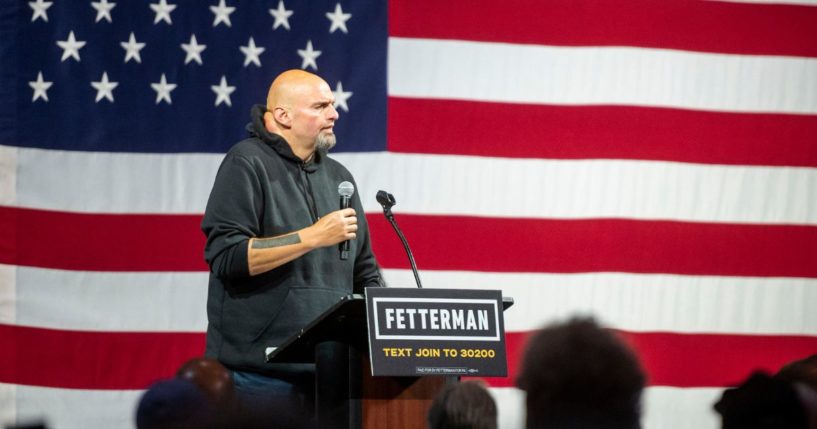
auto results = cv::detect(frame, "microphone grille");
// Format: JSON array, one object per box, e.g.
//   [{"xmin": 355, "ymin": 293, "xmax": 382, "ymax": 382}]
[{"xmin": 338, "ymin": 181, "xmax": 355, "ymax": 197}]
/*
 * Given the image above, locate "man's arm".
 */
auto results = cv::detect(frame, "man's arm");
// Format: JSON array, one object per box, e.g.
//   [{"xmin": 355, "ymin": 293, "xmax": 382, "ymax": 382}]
[{"xmin": 247, "ymin": 207, "xmax": 358, "ymax": 276}]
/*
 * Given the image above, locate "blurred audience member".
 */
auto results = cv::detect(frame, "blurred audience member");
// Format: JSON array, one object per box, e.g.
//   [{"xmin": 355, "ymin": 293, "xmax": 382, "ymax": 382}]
[
  {"xmin": 176, "ymin": 357, "xmax": 235, "ymax": 408},
  {"xmin": 777, "ymin": 354, "xmax": 817, "ymax": 393},
  {"xmin": 427, "ymin": 380, "xmax": 497, "ymax": 429},
  {"xmin": 715, "ymin": 371, "xmax": 813, "ymax": 429},
  {"xmin": 135, "ymin": 378, "xmax": 210, "ymax": 429},
  {"xmin": 516, "ymin": 317, "xmax": 645, "ymax": 429},
  {"xmin": 776, "ymin": 354, "xmax": 817, "ymax": 429}
]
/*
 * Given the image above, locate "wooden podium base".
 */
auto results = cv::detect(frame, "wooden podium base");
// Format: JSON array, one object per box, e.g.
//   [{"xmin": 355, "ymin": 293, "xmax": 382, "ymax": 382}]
[
  {"xmin": 315, "ymin": 341, "xmax": 450, "ymax": 429},
  {"xmin": 362, "ymin": 369, "xmax": 448, "ymax": 429}
]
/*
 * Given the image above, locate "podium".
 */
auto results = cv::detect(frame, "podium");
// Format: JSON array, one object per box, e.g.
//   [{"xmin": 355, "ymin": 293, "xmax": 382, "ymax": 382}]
[{"xmin": 266, "ymin": 293, "xmax": 513, "ymax": 429}]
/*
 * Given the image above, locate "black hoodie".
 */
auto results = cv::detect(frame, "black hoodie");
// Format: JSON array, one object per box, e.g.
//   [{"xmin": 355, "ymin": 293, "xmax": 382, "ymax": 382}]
[{"xmin": 201, "ymin": 105, "xmax": 381, "ymax": 373}]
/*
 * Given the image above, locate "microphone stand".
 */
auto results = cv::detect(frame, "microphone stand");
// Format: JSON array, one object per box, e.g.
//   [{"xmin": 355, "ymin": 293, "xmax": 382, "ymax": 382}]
[{"xmin": 377, "ymin": 191, "xmax": 423, "ymax": 289}]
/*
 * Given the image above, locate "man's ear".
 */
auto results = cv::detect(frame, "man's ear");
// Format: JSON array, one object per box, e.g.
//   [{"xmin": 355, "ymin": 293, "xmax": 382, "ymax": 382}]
[{"xmin": 271, "ymin": 107, "xmax": 291, "ymax": 129}]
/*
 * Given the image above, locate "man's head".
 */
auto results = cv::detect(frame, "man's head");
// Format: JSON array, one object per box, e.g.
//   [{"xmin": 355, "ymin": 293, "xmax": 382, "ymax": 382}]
[
  {"xmin": 175, "ymin": 357, "xmax": 235, "ymax": 407},
  {"xmin": 714, "ymin": 371, "xmax": 809, "ymax": 429},
  {"xmin": 263, "ymin": 69, "xmax": 339, "ymax": 159},
  {"xmin": 777, "ymin": 354, "xmax": 817, "ymax": 393},
  {"xmin": 135, "ymin": 379, "xmax": 210, "ymax": 429},
  {"xmin": 516, "ymin": 317, "xmax": 646, "ymax": 429},
  {"xmin": 427, "ymin": 381, "xmax": 498, "ymax": 429}
]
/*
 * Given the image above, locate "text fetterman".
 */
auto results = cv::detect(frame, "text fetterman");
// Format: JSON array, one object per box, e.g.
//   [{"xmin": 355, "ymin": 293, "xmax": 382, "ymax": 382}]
[{"xmin": 384, "ymin": 308, "xmax": 489, "ymax": 331}]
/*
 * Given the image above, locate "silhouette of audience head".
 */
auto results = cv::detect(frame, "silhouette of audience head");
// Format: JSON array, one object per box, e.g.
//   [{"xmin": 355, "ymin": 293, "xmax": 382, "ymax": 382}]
[
  {"xmin": 175, "ymin": 357, "xmax": 235, "ymax": 407},
  {"xmin": 777, "ymin": 354, "xmax": 817, "ymax": 393},
  {"xmin": 775, "ymin": 354, "xmax": 817, "ymax": 428},
  {"xmin": 714, "ymin": 371, "xmax": 812, "ymax": 429},
  {"xmin": 135, "ymin": 378, "xmax": 210, "ymax": 429},
  {"xmin": 427, "ymin": 380, "xmax": 497, "ymax": 429},
  {"xmin": 516, "ymin": 317, "xmax": 646, "ymax": 429}
]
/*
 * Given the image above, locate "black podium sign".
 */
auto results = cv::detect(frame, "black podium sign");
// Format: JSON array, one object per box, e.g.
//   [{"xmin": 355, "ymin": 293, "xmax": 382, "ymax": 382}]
[{"xmin": 365, "ymin": 288, "xmax": 508, "ymax": 377}]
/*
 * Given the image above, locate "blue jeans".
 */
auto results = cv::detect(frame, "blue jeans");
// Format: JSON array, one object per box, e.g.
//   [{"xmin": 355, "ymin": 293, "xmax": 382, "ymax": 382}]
[{"xmin": 230, "ymin": 369, "xmax": 315, "ymax": 424}]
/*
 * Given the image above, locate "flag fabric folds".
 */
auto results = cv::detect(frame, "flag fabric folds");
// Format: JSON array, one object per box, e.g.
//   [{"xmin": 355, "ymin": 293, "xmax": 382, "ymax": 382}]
[{"xmin": 1, "ymin": 1, "xmax": 816, "ymax": 428}]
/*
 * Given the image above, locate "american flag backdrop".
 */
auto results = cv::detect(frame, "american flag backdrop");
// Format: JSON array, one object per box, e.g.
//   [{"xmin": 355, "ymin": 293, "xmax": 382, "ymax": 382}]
[{"xmin": 1, "ymin": 0, "xmax": 817, "ymax": 427}]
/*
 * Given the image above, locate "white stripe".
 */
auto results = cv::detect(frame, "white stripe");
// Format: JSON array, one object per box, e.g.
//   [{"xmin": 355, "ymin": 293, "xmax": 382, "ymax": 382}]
[
  {"xmin": 11, "ymin": 145, "xmax": 222, "ymax": 214},
  {"xmin": 0, "ymin": 145, "xmax": 17, "ymax": 206},
  {"xmin": 382, "ymin": 269, "xmax": 817, "ymax": 336},
  {"xmin": 489, "ymin": 386, "xmax": 525, "ymax": 429},
  {"xmin": 4, "ymin": 265, "xmax": 207, "ymax": 332},
  {"xmin": 344, "ymin": 153, "xmax": 817, "ymax": 225},
  {"xmin": 0, "ymin": 383, "xmax": 15, "ymax": 427},
  {"xmin": 9, "ymin": 146, "xmax": 817, "ymax": 225},
  {"xmin": 388, "ymin": 38, "xmax": 817, "ymax": 114},
  {"xmin": 0, "ymin": 265, "xmax": 15, "ymax": 324},
  {"xmin": 8, "ymin": 264, "xmax": 816, "ymax": 336},
  {"xmin": 642, "ymin": 387, "xmax": 723, "ymax": 429},
  {"xmin": 0, "ymin": 384, "xmax": 139, "ymax": 429},
  {"xmin": 488, "ymin": 386, "xmax": 723, "ymax": 429}
]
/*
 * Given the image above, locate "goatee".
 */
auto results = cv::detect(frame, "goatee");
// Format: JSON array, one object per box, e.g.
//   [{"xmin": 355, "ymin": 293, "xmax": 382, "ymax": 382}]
[{"xmin": 316, "ymin": 133, "xmax": 336, "ymax": 151}]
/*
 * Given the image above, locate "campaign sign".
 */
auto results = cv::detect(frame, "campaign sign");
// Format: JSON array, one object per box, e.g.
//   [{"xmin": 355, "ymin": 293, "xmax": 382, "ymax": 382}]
[{"xmin": 365, "ymin": 288, "xmax": 507, "ymax": 377}]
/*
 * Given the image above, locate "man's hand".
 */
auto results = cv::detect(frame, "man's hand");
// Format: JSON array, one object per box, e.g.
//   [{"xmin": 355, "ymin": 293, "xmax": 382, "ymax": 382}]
[{"xmin": 302, "ymin": 208, "xmax": 358, "ymax": 248}]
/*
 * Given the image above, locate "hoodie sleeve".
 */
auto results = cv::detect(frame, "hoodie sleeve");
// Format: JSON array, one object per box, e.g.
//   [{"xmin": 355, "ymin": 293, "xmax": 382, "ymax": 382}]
[{"xmin": 201, "ymin": 154, "xmax": 262, "ymax": 279}]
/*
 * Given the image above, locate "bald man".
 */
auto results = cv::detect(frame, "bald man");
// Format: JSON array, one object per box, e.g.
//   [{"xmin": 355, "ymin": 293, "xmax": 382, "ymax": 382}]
[{"xmin": 201, "ymin": 70, "xmax": 382, "ymax": 412}]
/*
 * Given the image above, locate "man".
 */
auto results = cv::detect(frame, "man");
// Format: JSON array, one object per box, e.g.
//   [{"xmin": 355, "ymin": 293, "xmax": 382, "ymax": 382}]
[
  {"xmin": 201, "ymin": 70, "xmax": 382, "ymax": 411},
  {"xmin": 175, "ymin": 357, "xmax": 235, "ymax": 409},
  {"xmin": 516, "ymin": 317, "xmax": 646, "ymax": 429},
  {"xmin": 427, "ymin": 380, "xmax": 498, "ymax": 429},
  {"xmin": 714, "ymin": 371, "xmax": 813, "ymax": 429}
]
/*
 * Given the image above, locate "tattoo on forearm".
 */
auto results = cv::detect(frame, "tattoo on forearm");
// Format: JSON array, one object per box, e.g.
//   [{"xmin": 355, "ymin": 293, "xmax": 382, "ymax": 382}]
[{"xmin": 252, "ymin": 234, "xmax": 301, "ymax": 249}]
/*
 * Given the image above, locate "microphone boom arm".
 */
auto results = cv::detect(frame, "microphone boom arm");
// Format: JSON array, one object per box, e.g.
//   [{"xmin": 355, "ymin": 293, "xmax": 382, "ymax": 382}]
[{"xmin": 377, "ymin": 191, "xmax": 423, "ymax": 289}]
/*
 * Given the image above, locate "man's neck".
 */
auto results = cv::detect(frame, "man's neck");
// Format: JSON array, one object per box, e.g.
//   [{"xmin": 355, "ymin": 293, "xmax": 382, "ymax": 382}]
[
  {"xmin": 277, "ymin": 132, "xmax": 315, "ymax": 161},
  {"xmin": 289, "ymin": 143, "xmax": 315, "ymax": 162},
  {"xmin": 302, "ymin": 151, "xmax": 316, "ymax": 164}
]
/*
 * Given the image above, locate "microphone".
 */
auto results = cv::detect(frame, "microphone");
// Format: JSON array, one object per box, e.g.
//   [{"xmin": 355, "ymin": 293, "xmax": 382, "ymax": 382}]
[
  {"xmin": 376, "ymin": 190, "xmax": 396, "ymax": 213},
  {"xmin": 338, "ymin": 181, "xmax": 355, "ymax": 260},
  {"xmin": 376, "ymin": 190, "xmax": 423, "ymax": 288}
]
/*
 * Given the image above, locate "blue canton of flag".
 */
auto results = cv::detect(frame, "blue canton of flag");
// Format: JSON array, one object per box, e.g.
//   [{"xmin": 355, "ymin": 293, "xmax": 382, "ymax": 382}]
[{"xmin": 2, "ymin": 0, "xmax": 387, "ymax": 153}]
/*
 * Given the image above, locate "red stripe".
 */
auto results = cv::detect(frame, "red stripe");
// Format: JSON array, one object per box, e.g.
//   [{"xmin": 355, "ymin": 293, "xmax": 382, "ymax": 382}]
[
  {"xmin": 388, "ymin": 98, "xmax": 817, "ymax": 167},
  {"xmin": 369, "ymin": 214, "xmax": 817, "ymax": 278},
  {"xmin": 0, "ymin": 324, "xmax": 204, "ymax": 389},
  {"xmin": 480, "ymin": 330, "xmax": 817, "ymax": 388},
  {"xmin": 390, "ymin": 0, "xmax": 817, "ymax": 58},
  {"xmin": 0, "ymin": 206, "xmax": 208, "ymax": 272},
  {"xmin": 4, "ymin": 324, "xmax": 814, "ymax": 389},
  {"xmin": 2, "ymin": 206, "xmax": 816, "ymax": 277}
]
